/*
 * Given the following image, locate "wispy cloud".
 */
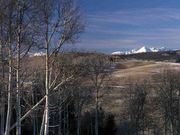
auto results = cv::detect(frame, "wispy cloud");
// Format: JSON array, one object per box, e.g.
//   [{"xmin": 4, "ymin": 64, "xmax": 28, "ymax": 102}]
[
  {"xmin": 78, "ymin": 8, "xmax": 180, "ymax": 52},
  {"xmin": 77, "ymin": 39, "xmax": 138, "ymax": 48},
  {"xmin": 87, "ymin": 8, "xmax": 180, "ymax": 25}
]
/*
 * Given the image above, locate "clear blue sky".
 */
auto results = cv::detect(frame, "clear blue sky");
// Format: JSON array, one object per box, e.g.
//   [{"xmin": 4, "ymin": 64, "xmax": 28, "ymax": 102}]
[{"xmin": 74, "ymin": 0, "xmax": 180, "ymax": 53}]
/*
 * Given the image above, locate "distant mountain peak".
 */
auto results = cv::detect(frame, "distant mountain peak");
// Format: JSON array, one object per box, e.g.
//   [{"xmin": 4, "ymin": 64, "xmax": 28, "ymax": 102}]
[
  {"xmin": 28, "ymin": 51, "xmax": 46, "ymax": 57},
  {"xmin": 135, "ymin": 46, "xmax": 152, "ymax": 53},
  {"xmin": 111, "ymin": 46, "xmax": 172, "ymax": 55}
]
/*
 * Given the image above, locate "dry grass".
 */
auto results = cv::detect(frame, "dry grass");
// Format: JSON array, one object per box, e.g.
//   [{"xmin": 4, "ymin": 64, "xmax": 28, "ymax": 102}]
[
  {"xmin": 111, "ymin": 60, "xmax": 180, "ymax": 85},
  {"xmin": 101, "ymin": 60, "xmax": 180, "ymax": 116}
]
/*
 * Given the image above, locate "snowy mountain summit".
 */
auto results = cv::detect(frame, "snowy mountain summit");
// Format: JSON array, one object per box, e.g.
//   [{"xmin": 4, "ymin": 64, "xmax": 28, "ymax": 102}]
[
  {"xmin": 135, "ymin": 46, "xmax": 152, "ymax": 53},
  {"xmin": 112, "ymin": 46, "xmax": 171, "ymax": 55},
  {"xmin": 28, "ymin": 52, "xmax": 46, "ymax": 57}
]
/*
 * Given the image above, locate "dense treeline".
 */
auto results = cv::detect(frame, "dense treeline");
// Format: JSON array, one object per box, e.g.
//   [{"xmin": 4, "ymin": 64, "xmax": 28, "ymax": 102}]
[{"xmin": 110, "ymin": 51, "xmax": 180, "ymax": 62}]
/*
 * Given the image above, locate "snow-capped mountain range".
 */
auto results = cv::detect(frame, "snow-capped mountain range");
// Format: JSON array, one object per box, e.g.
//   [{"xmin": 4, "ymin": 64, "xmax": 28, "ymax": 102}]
[
  {"xmin": 27, "ymin": 46, "xmax": 174, "ymax": 57},
  {"xmin": 28, "ymin": 52, "xmax": 46, "ymax": 57},
  {"xmin": 111, "ymin": 46, "xmax": 172, "ymax": 55}
]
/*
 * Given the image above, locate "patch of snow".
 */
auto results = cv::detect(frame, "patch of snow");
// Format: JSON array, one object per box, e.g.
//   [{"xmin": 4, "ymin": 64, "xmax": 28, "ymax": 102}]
[
  {"xmin": 150, "ymin": 47, "xmax": 159, "ymax": 52},
  {"xmin": 28, "ymin": 52, "xmax": 46, "ymax": 57},
  {"xmin": 33, "ymin": 52, "xmax": 46, "ymax": 56},
  {"xmin": 112, "ymin": 51, "xmax": 125, "ymax": 55}
]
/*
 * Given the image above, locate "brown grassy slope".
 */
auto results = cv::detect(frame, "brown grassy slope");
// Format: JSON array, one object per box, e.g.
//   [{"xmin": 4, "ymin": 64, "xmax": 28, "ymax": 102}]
[{"xmin": 101, "ymin": 59, "xmax": 180, "ymax": 117}]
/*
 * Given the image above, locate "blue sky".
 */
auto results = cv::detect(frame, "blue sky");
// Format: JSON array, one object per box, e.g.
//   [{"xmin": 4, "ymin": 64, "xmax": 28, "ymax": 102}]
[{"xmin": 74, "ymin": 0, "xmax": 180, "ymax": 53}]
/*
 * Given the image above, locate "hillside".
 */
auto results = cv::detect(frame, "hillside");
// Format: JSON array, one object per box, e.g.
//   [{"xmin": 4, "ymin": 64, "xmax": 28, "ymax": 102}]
[
  {"xmin": 102, "ymin": 59, "xmax": 180, "ymax": 118},
  {"xmin": 111, "ymin": 50, "xmax": 180, "ymax": 62}
]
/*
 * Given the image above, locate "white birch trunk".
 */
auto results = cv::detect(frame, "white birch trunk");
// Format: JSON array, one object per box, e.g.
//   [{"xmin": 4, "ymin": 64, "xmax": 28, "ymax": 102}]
[
  {"xmin": 58, "ymin": 105, "xmax": 62, "ymax": 135},
  {"xmin": 5, "ymin": 19, "xmax": 13, "ymax": 135},
  {"xmin": 44, "ymin": 20, "xmax": 49, "ymax": 135},
  {"xmin": 95, "ymin": 76, "xmax": 99, "ymax": 135},
  {"xmin": 16, "ymin": 26, "xmax": 21, "ymax": 135},
  {"xmin": 0, "ymin": 25, "xmax": 5, "ymax": 135},
  {"xmin": 10, "ymin": 96, "xmax": 46, "ymax": 131},
  {"xmin": 40, "ymin": 109, "xmax": 45, "ymax": 135}
]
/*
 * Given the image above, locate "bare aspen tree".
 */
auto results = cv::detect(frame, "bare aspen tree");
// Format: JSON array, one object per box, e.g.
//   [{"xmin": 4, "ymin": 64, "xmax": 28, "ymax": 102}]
[
  {"xmin": 3, "ymin": 1, "xmax": 15, "ymax": 135},
  {"xmin": 154, "ymin": 70, "xmax": 180, "ymax": 135},
  {"xmin": 85, "ymin": 54, "xmax": 110, "ymax": 135},
  {"xmin": 0, "ymin": 1, "xmax": 5, "ymax": 134},
  {"xmin": 74, "ymin": 84, "xmax": 92, "ymax": 135},
  {"xmin": 16, "ymin": 2, "xmax": 22, "ymax": 134},
  {"xmin": 122, "ymin": 80, "xmax": 151, "ymax": 135},
  {"xmin": 35, "ymin": 1, "xmax": 55, "ymax": 134},
  {"xmin": 15, "ymin": 1, "xmax": 29, "ymax": 134},
  {"xmin": 58, "ymin": 55, "xmax": 93, "ymax": 135},
  {"xmin": 34, "ymin": 0, "xmax": 83, "ymax": 134},
  {"xmin": 9, "ymin": 0, "xmax": 41, "ymax": 134},
  {"xmin": 0, "ymin": 0, "xmax": 83, "ymax": 134}
]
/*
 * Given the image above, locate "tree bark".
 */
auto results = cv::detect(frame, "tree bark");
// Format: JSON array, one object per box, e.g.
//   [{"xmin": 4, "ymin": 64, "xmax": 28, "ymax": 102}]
[
  {"xmin": 95, "ymin": 101, "xmax": 99, "ymax": 135},
  {"xmin": 77, "ymin": 105, "xmax": 81, "ymax": 135},
  {"xmin": 10, "ymin": 96, "xmax": 46, "ymax": 131},
  {"xmin": 16, "ymin": 23, "xmax": 21, "ymax": 135},
  {"xmin": 0, "ymin": 23, "xmax": 5, "ymax": 135},
  {"xmin": 40, "ymin": 109, "xmax": 45, "ymax": 135},
  {"xmin": 95, "ymin": 75, "xmax": 99, "ymax": 135},
  {"xmin": 44, "ymin": 17, "xmax": 49, "ymax": 135},
  {"xmin": 58, "ymin": 105, "xmax": 62, "ymax": 135},
  {"xmin": 5, "ymin": 14, "xmax": 13, "ymax": 135}
]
